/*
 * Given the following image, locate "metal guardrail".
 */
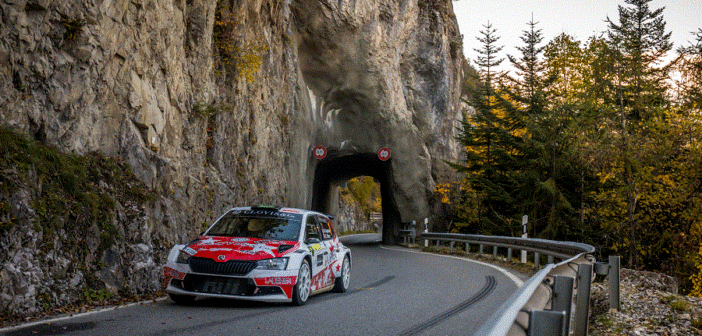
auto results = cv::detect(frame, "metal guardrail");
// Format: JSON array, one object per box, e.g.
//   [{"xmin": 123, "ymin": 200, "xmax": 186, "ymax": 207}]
[{"xmin": 416, "ymin": 232, "xmax": 620, "ymax": 336}]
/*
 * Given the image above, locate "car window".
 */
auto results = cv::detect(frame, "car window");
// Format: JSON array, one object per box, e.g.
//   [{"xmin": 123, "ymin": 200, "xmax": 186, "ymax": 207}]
[
  {"xmin": 206, "ymin": 210, "xmax": 302, "ymax": 241},
  {"xmin": 318, "ymin": 216, "xmax": 334, "ymax": 240},
  {"xmin": 305, "ymin": 216, "xmax": 322, "ymax": 241}
]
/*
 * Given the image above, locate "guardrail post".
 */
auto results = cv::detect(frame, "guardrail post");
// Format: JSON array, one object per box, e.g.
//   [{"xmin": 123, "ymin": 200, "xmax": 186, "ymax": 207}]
[
  {"xmin": 609, "ymin": 256, "xmax": 620, "ymax": 311},
  {"xmin": 507, "ymin": 247, "xmax": 512, "ymax": 261},
  {"xmin": 551, "ymin": 275, "xmax": 574, "ymax": 336},
  {"xmin": 534, "ymin": 252, "xmax": 541, "ymax": 268},
  {"xmin": 493, "ymin": 246, "xmax": 498, "ymax": 258},
  {"xmin": 574, "ymin": 263, "xmax": 593, "ymax": 336},
  {"xmin": 479, "ymin": 244, "xmax": 484, "ymax": 255},
  {"xmin": 466, "ymin": 242, "xmax": 470, "ymax": 253},
  {"xmin": 548, "ymin": 255, "xmax": 555, "ymax": 264},
  {"xmin": 529, "ymin": 310, "xmax": 565, "ymax": 336},
  {"xmin": 411, "ymin": 221, "xmax": 416, "ymax": 245},
  {"xmin": 436, "ymin": 240, "xmax": 440, "ymax": 249}
]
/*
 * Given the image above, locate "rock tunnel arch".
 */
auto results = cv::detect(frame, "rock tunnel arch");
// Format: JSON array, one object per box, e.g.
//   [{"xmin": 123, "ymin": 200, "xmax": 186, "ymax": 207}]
[{"xmin": 310, "ymin": 153, "xmax": 402, "ymax": 244}]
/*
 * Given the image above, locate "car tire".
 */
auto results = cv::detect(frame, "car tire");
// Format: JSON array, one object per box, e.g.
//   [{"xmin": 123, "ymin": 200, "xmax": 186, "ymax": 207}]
[
  {"xmin": 168, "ymin": 293, "xmax": 196, "ymax": 305},
  {"xmin": 332, "ymin": 255, "xmax": 351, "ymax": 293},
  {"xmin": 292, "ymin": 259, "xmax": 311, "ymax": 306}
]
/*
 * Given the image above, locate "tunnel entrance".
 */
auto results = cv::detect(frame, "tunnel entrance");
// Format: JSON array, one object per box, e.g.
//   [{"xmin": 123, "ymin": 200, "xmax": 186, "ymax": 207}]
[{"xmin": 311, "ymin": 153, "xmax": 401, "ymax": 244}]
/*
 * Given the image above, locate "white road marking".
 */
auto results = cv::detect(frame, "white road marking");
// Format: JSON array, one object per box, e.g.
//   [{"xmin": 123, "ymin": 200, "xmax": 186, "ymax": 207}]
[{"xmin": 0, "ymin": 297, "xmax": 168, "ymax": 333}]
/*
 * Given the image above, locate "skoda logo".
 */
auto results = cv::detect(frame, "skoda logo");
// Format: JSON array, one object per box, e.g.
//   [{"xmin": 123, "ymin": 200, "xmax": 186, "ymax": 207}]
[{"xmin": 218, "ymin": 255, "xmax": 226, "ymax": 261}]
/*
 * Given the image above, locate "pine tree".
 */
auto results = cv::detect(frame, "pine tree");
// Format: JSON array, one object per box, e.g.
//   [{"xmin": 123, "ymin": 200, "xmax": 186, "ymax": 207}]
[
  {"xmin": 452, "ymin": 22, "xmax": 523, "ymax": 235},
  {"xmin": 605, "ymin": 0, "xmax": 672, "ymax": 268},
  {"xmin": 473, "ymin": 21, "xmax": 505, "ymax": 94},
  {"xmin": 675, "ymin": 29, "xmax": 702, "ymax": 111},
  {"xmin": 467, "ymin": 21, "xmax": 506, "ymax": 178},
  {"xmin": 508, "ymin": 18, "xmax": 548, "ymax": 109},
  {"xmin": 606, "ymin": 0, "xmax": 673, "ymax": 121},
  {"xmin": 505, "ymin": 20, "xmax": 582, "ymax": 239}
]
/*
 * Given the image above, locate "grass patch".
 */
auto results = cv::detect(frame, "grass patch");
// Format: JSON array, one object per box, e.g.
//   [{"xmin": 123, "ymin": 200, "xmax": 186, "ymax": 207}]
[
  {"xmin": 660, "ymin": 294, "xmax": 679, "ymax": 304},
  {"xmin": 669, "ymin": 299, "xmax": 690, "ymax": 312},
  {"xmin": 0, "ymin": 126, "xmax": 155, "ymax": 307},
  {"xmin": 692, "ymin": 316, "xmax": 702, "ymax": 329}
]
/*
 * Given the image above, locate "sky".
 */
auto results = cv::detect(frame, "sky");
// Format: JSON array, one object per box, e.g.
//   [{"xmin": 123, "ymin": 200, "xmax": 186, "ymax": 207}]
[{"xmin": 453, "ymin": 0, "xmax": 701, "ymax": 71}]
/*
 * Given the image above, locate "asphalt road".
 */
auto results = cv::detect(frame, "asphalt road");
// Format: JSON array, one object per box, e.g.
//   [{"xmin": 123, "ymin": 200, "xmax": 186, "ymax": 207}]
[{"xmin": 2, "ymin": 234, "xmax": 524, "ymax": 336}]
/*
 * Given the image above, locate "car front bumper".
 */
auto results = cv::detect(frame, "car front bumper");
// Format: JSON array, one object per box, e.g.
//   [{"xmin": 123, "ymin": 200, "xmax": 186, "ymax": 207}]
[{"xmin": 164, "ymin": 264, "xmax": 298, "ymax": 303}]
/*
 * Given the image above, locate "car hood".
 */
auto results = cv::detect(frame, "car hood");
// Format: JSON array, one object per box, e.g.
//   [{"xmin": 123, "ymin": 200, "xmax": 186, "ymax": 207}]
[{"xmin": 185, "ymin": 236, "xmax": 299, "ymax": 261}]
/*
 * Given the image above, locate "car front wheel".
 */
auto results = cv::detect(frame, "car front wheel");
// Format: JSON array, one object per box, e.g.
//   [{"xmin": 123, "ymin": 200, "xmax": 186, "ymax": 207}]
[
  {"xmin": 292, "ymin": 260, "xmax": 311, "ymax": 306},
  {"xmin": 332, "ymin": 255, "xmax": 350, "ymax": 293}
]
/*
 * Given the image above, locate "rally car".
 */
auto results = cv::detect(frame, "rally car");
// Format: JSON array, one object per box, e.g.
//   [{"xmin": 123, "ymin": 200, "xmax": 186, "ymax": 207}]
[{"xmin": 163, "ymin": 206, "xmax": 352, "ymax": 306}]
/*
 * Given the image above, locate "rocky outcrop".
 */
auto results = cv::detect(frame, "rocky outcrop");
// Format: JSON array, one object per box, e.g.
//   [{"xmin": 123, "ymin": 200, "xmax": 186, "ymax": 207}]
[{"xmin": 0, "ymin": 0, "xmax": 464, "ymax": 317}]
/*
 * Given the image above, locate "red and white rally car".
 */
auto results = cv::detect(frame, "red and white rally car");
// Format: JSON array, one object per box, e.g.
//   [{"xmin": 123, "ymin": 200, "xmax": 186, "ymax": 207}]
[{"xmin": 163, "ymin": 206, "xmax": 351, "ymax": 305}]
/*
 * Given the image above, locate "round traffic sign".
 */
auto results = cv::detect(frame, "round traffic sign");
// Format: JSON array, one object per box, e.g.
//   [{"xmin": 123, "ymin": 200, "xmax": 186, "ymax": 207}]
[
  {"xmin": 378, "ymin": 147, "xmax": 390, "ymax": 161},
  {"xmin": 312, "ymin": 145, "xmax": 327, "ymax": 159}
]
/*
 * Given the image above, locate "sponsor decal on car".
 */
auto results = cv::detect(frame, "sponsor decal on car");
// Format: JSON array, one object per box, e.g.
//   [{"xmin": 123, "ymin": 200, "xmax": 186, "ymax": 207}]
[
  {"xmin": 254, "ymin": 276, "xmax": 297, "ymax": 298},
  {"xmin": 231, "ymin": 209, "xmax": 300, "ymax": 219},
  {"xmin": 204, "ymin": 247, "xmax": 234, "ymax": 252},
  {"xmin": 310, "ymin": 263, "xmax": 337, "ymax": 291},
  {"xmin": 308, "ymin": 244, "xmax": 323, "ymax": 252},
  {"xmin": 255, "ymin": 276, "xmax": 297, "ymax": 286},
  {"xmin": 163, "ymin": 266, "xmax": 186, "ymax": 288},
  {"xmin": 191, "ymin": 236, "xmax": 298, "ymax": 260},
  {"xmin": 182, "ymin": 246, "xmax": 197, "ymax": 256},
  {"xmin": 164, "ymin": 266, "xmax": 186, "ymax": 279}
]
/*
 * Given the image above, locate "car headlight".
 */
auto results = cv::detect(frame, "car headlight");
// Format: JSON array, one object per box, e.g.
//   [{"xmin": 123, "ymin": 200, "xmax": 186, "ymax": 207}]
[
  {"xmin": 256, "ymin": 258, "xmax": 288, "ymax": 270},
  {"xmin": 176, "ymin": 250, "xmax": 192, "ymax": 264}
]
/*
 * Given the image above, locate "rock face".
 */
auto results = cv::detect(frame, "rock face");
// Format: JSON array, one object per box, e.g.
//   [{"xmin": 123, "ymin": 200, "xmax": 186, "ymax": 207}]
[
  {"xmin": 292, "ymin": 0, "xmax": 464, "ymax": 225},
  {"xmin": 0, "ymin": 0, "xmax": 463, "ymax": 316}
]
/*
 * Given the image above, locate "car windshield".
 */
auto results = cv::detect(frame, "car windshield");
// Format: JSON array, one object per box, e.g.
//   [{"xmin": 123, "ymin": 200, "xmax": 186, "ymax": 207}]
[{"xmin": 205, "ymin": 209, "xmax": 303, "ymax": 242}]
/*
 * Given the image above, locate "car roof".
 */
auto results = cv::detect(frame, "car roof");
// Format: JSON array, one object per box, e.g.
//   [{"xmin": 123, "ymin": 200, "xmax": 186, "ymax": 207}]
[{"xmin": 227, "ymin": 206, "xmax": 326, "ymax": 218}]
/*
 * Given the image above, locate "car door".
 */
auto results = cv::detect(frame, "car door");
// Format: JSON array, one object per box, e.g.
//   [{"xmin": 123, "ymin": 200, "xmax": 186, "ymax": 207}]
[
  {"xmin": 304, "ymin": 215, "xmax": 325, "ymax": 291},
  {"xmin": 316, "ymin": 215, "xmax": 335, "ymax": 288}
]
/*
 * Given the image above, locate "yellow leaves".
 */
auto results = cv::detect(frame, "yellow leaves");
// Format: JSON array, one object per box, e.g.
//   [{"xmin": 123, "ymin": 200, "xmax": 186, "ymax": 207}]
[
  {"xmin": 233, "ymin": 41, "xmax": 268, "ymax": 83},
  {"xmin": 435, "ymin": 183, "xmax": 452, "ymax": 204},
  {"xmin": 597, "ymin": 171, "xmax": 616, "ymax": 184},
  {"xmin": 214, "ymin": 11, "xmax": 269, "ymax": 83},
  {"xmin": 340, "ymin": 176, "xmax": 381, "ymax": 215},
  {"xmin": 690, "ymin": 244, "xmax": 702, "ymax": 297}
]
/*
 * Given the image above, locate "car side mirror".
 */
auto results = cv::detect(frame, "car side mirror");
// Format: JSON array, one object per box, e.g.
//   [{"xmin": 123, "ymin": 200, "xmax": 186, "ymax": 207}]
[{"xmin": 307, "ymin": 238, "xmax": 321, "ymax": 244}]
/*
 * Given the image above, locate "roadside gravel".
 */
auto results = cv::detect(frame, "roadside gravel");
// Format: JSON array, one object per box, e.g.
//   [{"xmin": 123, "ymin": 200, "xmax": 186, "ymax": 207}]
[{"xmin": 590, "ymin": 269, "xmax": 702, "ymax": 335}]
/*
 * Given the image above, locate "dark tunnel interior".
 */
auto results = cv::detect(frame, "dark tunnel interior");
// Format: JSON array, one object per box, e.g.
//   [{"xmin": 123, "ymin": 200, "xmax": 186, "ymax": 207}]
[{"xmin": 311, "ymin": 153, "xmax": 402, "ymax": 244}]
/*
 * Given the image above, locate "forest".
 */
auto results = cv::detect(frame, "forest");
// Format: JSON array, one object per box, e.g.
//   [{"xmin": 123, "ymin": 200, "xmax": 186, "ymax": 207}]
[{"xmin": 439, "ymin": 0, "xmax": 702, "ymax": 294}]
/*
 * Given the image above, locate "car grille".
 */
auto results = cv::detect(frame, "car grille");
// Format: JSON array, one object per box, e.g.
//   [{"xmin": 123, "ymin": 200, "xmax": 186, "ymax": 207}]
[
  {"xmin": 183, "ymin": 274, "xmax": 252, "ymax": 296},
  {"xmin": 188, "ymin": 257, "xmax": 257, "ymax": 275}
]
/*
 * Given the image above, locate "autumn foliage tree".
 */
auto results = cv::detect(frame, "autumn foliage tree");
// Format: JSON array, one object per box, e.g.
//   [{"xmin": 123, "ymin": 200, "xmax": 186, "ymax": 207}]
[{"xmin": 448, "ymin": 1, "xmax": 702, "ymax": 292}]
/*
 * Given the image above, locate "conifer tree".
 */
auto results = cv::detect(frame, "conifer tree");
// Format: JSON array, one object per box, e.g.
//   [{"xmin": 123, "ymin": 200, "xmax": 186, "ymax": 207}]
[
  {"xmin": 605, "ymin": 0, "xmax": 672, "ymax": 267},
  {"xmin": 454, "ymin": 22, "xmax": 522, "ymax": 235},
  {"xmin": 606, "ymin": 0, "xmax": 673, "ymax": 120},
  {"xmin": 676, "ymin": 29, "xmax": 702, "ymax": 111},
  {"xmin": 505, "ymin": 20, "xmax": 581, "ymax": 239}
]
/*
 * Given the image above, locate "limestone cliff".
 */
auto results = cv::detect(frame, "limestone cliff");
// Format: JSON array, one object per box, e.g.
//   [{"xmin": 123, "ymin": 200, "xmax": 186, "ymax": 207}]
[{"xmin": 0, "ymin": 0, "xmax": 463, "ymax": 316}]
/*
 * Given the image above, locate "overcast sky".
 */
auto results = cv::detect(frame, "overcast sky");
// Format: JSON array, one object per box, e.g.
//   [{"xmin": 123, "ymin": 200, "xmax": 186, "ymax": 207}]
[{"xmin": 453, "ymin": 0, "xmax": 701, "ymax": 70}]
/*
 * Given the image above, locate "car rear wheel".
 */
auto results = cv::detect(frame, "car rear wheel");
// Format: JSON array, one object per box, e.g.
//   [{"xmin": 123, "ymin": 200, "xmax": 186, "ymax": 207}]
[
  {"xmin": 332, "ymin": 255, "xmax": 350, "ymax": 293},
  {"xmin": 168, "ymin": 293, "xmax": 196, "ymax": 305},
  {"xmin": 292, "ymin": 260, "xmax": 311, "ymax": 306}
]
